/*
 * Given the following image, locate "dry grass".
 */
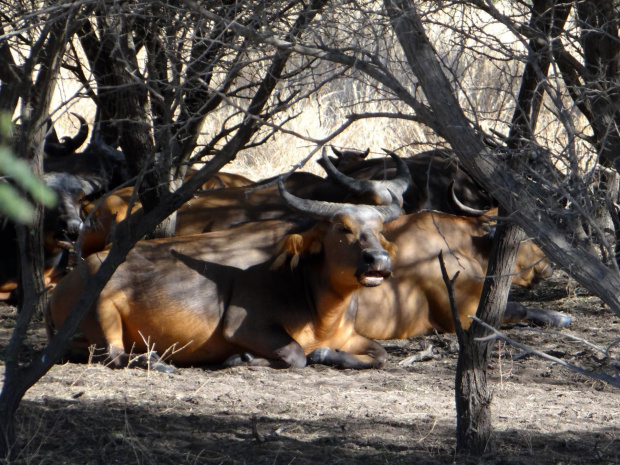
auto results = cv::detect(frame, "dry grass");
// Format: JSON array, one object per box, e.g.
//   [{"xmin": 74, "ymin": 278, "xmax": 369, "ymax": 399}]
[{"xmin": 41, "ymin": 1, "xmax": 595, "ymax": 185}]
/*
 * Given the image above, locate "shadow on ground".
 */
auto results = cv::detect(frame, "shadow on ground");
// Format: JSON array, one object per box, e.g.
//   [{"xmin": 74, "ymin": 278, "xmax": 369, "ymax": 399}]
[{"xmin": 7, "ymin": 398, "xmax": 619, "ymax": 465}]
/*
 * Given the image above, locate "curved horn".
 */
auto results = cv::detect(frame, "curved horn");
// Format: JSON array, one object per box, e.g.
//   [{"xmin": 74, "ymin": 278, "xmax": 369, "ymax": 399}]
[
  {"xmin": 279, "ymin": 179, "xmax": 343, "ymax": 220},
  {"xmin": 449, "ymin": 181, "xmax": 487, "ymax": 216},
  {"xmin": 380, "ymin": 148, "xmax": 412, "ymax": 198},
  {"xmin": 66, "ymin": 113, "xmax": 89, "ymax": 152},
  {"xmin": 321, "ymin": 147, "xmax": 372, "ymax": 196},
  {"xmin": 45, "ymin": 119, "xmax": 60, "ymax": 145},
  {"xmin": 278, "ymin": 180, "xmax": 402, "ymax": 224},
  {"xmin": 44, "ymin": 114, "xmax": 89, "ymax": 156},
  {"xmin": 321, "ymin": 148, "xmax": 411, "ymax": 205},
  {"xmin": 373, "ymin": 191, "xmax": 403, "ymax": 223}
]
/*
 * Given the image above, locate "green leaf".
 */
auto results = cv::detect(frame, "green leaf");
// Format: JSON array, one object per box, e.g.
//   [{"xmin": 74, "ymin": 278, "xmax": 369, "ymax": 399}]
[
  {"xmin": 0, "ymin": 148, "xmax": 57, "ymax": 207},
  {"xmin": 0, "ymin": 112, "xmax": 56, "ymax": 221},
  {"xmin": 0, "ymin": 183, "xmax": 35, "ymax": 224},
  {"xmin": 0, "ymin": 113, "xmax": 12, "ymax": 137}
]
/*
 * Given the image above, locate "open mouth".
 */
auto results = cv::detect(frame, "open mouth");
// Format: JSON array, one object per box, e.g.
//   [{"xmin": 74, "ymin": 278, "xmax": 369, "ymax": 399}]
[{"xmin": 357, "ymin": 270, "xmax": 391, "ymax": 287}]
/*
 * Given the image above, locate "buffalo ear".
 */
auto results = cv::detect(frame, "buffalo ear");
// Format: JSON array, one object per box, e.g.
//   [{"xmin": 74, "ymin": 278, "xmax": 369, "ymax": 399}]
[
  {"xmin": 380, "ymin": 235, "xmax": 397, "ymax": 261},
  {"xmin": 331, "ymin": 146, "xmax": 344, "ymax": 159},
  {"xmin": 482, "ymin": 222, "xmax": 496, "ymax": 237},
  {"xmin": 270, "ymin": 226, "xmax": 324, "ymax": 270}
]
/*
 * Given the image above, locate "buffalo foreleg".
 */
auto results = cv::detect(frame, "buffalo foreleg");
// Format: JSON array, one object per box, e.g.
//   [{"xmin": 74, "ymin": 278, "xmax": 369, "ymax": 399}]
[
  {"xmin": 89, "ymin": 344, "xmax": 178, "ymax": 373},
  {"xmin": 308, "ymin": 335, "xmax": 387, "ymax": 369},
  {"xmin": 503, "ymin": 302, "xmax": 572, "ymax": 328},
  {"xmin": 222, "ymin": 325, "xmax": 307, "ymax": 369}
]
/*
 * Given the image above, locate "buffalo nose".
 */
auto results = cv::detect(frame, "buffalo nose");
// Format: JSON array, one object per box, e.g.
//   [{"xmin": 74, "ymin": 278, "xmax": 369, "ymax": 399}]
[
  {"xmin": 361, "ymin": 248, "xmax": 391, "ymax": 270},
  {"xmin": 58, "ymin": 216, "xmax": 83, "ymax": 239}
]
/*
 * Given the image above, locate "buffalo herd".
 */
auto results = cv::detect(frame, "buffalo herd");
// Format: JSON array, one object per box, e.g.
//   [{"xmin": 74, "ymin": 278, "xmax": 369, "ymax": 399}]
[{"xmin": 2, "ymin": 116, "xmax": 569, "ymax": 371}]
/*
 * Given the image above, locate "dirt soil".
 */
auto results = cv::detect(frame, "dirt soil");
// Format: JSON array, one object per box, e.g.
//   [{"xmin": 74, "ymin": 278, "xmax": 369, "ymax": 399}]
[{"xmin": 0, "ymin": 271, "xmax": 618, "ymax": 465}]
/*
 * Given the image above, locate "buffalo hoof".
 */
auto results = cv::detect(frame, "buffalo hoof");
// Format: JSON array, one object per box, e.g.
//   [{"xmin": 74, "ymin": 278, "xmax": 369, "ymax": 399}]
[
  {"xmin": 222, "ymin": 353, "xmax": 255, "ymax": 367},
  {"xmin": 307, "ymin": 347, "xmax": 334, "ymax": 365},
  {"xmin": 152, "ymin": 362, "xmax": 179, "ymax": 374},
  {"xmin": 127, "ymin": 353, "xmax": 179, "ymax": 373},
  {"xmin": 503, "ymin": 302, "xmax": 528, "ymax": 325}
]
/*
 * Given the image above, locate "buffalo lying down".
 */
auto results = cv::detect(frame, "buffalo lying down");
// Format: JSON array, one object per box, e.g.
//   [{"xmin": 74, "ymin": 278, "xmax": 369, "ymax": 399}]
[{"xmin": 47, "ymin": 183, "xmax": 402, "ymax": 371}]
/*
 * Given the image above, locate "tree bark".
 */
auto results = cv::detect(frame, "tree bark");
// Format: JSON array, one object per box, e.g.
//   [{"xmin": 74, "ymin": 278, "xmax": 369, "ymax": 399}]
[
  {"xmin": 452, "ymin": 215, "xmax": 525, "ymax": 456},
  {"xmin": 573, "ymin": 0, "xmax": 620, "ymax": 171},
  {"xmin": 77, "ymin": 4, "xmax": 171, "ymax": 237},
  {"xmin": 450, "ymin": 0, "xmax": 565, "ymax": 452},
  {"xmin": 0, "ymin": 24, "xmax": 21, "ymax": 116},
  {"xmin": 0, "ymin": 12, "xmax": 71, "ymax": 458},
  {"xmin": 386, "ymin": 0, "xmax": 574, "ymax": 456}
]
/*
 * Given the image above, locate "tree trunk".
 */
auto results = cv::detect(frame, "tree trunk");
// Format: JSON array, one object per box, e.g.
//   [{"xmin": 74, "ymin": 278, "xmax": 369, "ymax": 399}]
[
  {"xmin": 385, "ymin": 0, "xmax": 560, "ymax": 456},
  {"xmin": 0, "ymin": 99, "xmax": 51, "ymax": 465},
  {"xmin": 0, "ymin": 373, "xmax": 24, "ymax": 462},
  {"xmin": 0, "ymin": 26, "xmax": 21, "ymax": 115},
  {"xmin": 452, "ymin": 215, "xmax": 525, "ymax": 456},
  {"xmin": 0, "ymin": 6, "xmax": 86, "ymax": 456},
  {"xmin": 574, "ymin": 0, "xmax": 620, "ymax": 171},
  {"xmin": 77, "ymin": 5, "xmax": 172, "ymax": 237},
  {"xmin": 451, "ymin": 1, "xmax": 573, "ymax": 454}
]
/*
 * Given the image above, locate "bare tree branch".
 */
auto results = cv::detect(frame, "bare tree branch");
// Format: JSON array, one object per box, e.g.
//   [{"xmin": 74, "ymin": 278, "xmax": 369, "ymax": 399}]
[{"xmin": 473, "ymin": 315, "xmax": 620, "ymax": 388}]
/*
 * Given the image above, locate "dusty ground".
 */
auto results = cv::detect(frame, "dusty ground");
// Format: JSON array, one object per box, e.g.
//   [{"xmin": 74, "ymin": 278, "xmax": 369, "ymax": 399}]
[{"xmin": 0, "ymin": 271, "xmax": 618, "ymax": 465}]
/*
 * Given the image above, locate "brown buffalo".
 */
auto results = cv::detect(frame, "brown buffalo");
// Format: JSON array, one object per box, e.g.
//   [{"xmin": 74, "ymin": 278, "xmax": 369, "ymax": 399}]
[
  {"xmin": 47, "ymin": 184, "xmax": 402, "ymax": 371},
  {"xmin": 184, "ymin": 169, "xmax": 254, "ymax": 191},
  {"xmin": 353, "ymin": 209, "xmax": 563, "ymax": 340},
  {"xmin": 77, "ymin": 178, "xmax": 316, "ymax": 256}
]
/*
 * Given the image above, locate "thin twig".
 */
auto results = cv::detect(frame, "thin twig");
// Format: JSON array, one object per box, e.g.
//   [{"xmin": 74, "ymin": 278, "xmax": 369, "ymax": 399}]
[
  {"xmin": 471, "ymin": 315, "xmax": 620, "ymax": 388},
  {"xmin": 514, "ymin": 326, "xmax": 608, "ymax": 355},
  {"xmin": 438, "ymin": 250, "xmax": 462, "ymax": 335}
]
